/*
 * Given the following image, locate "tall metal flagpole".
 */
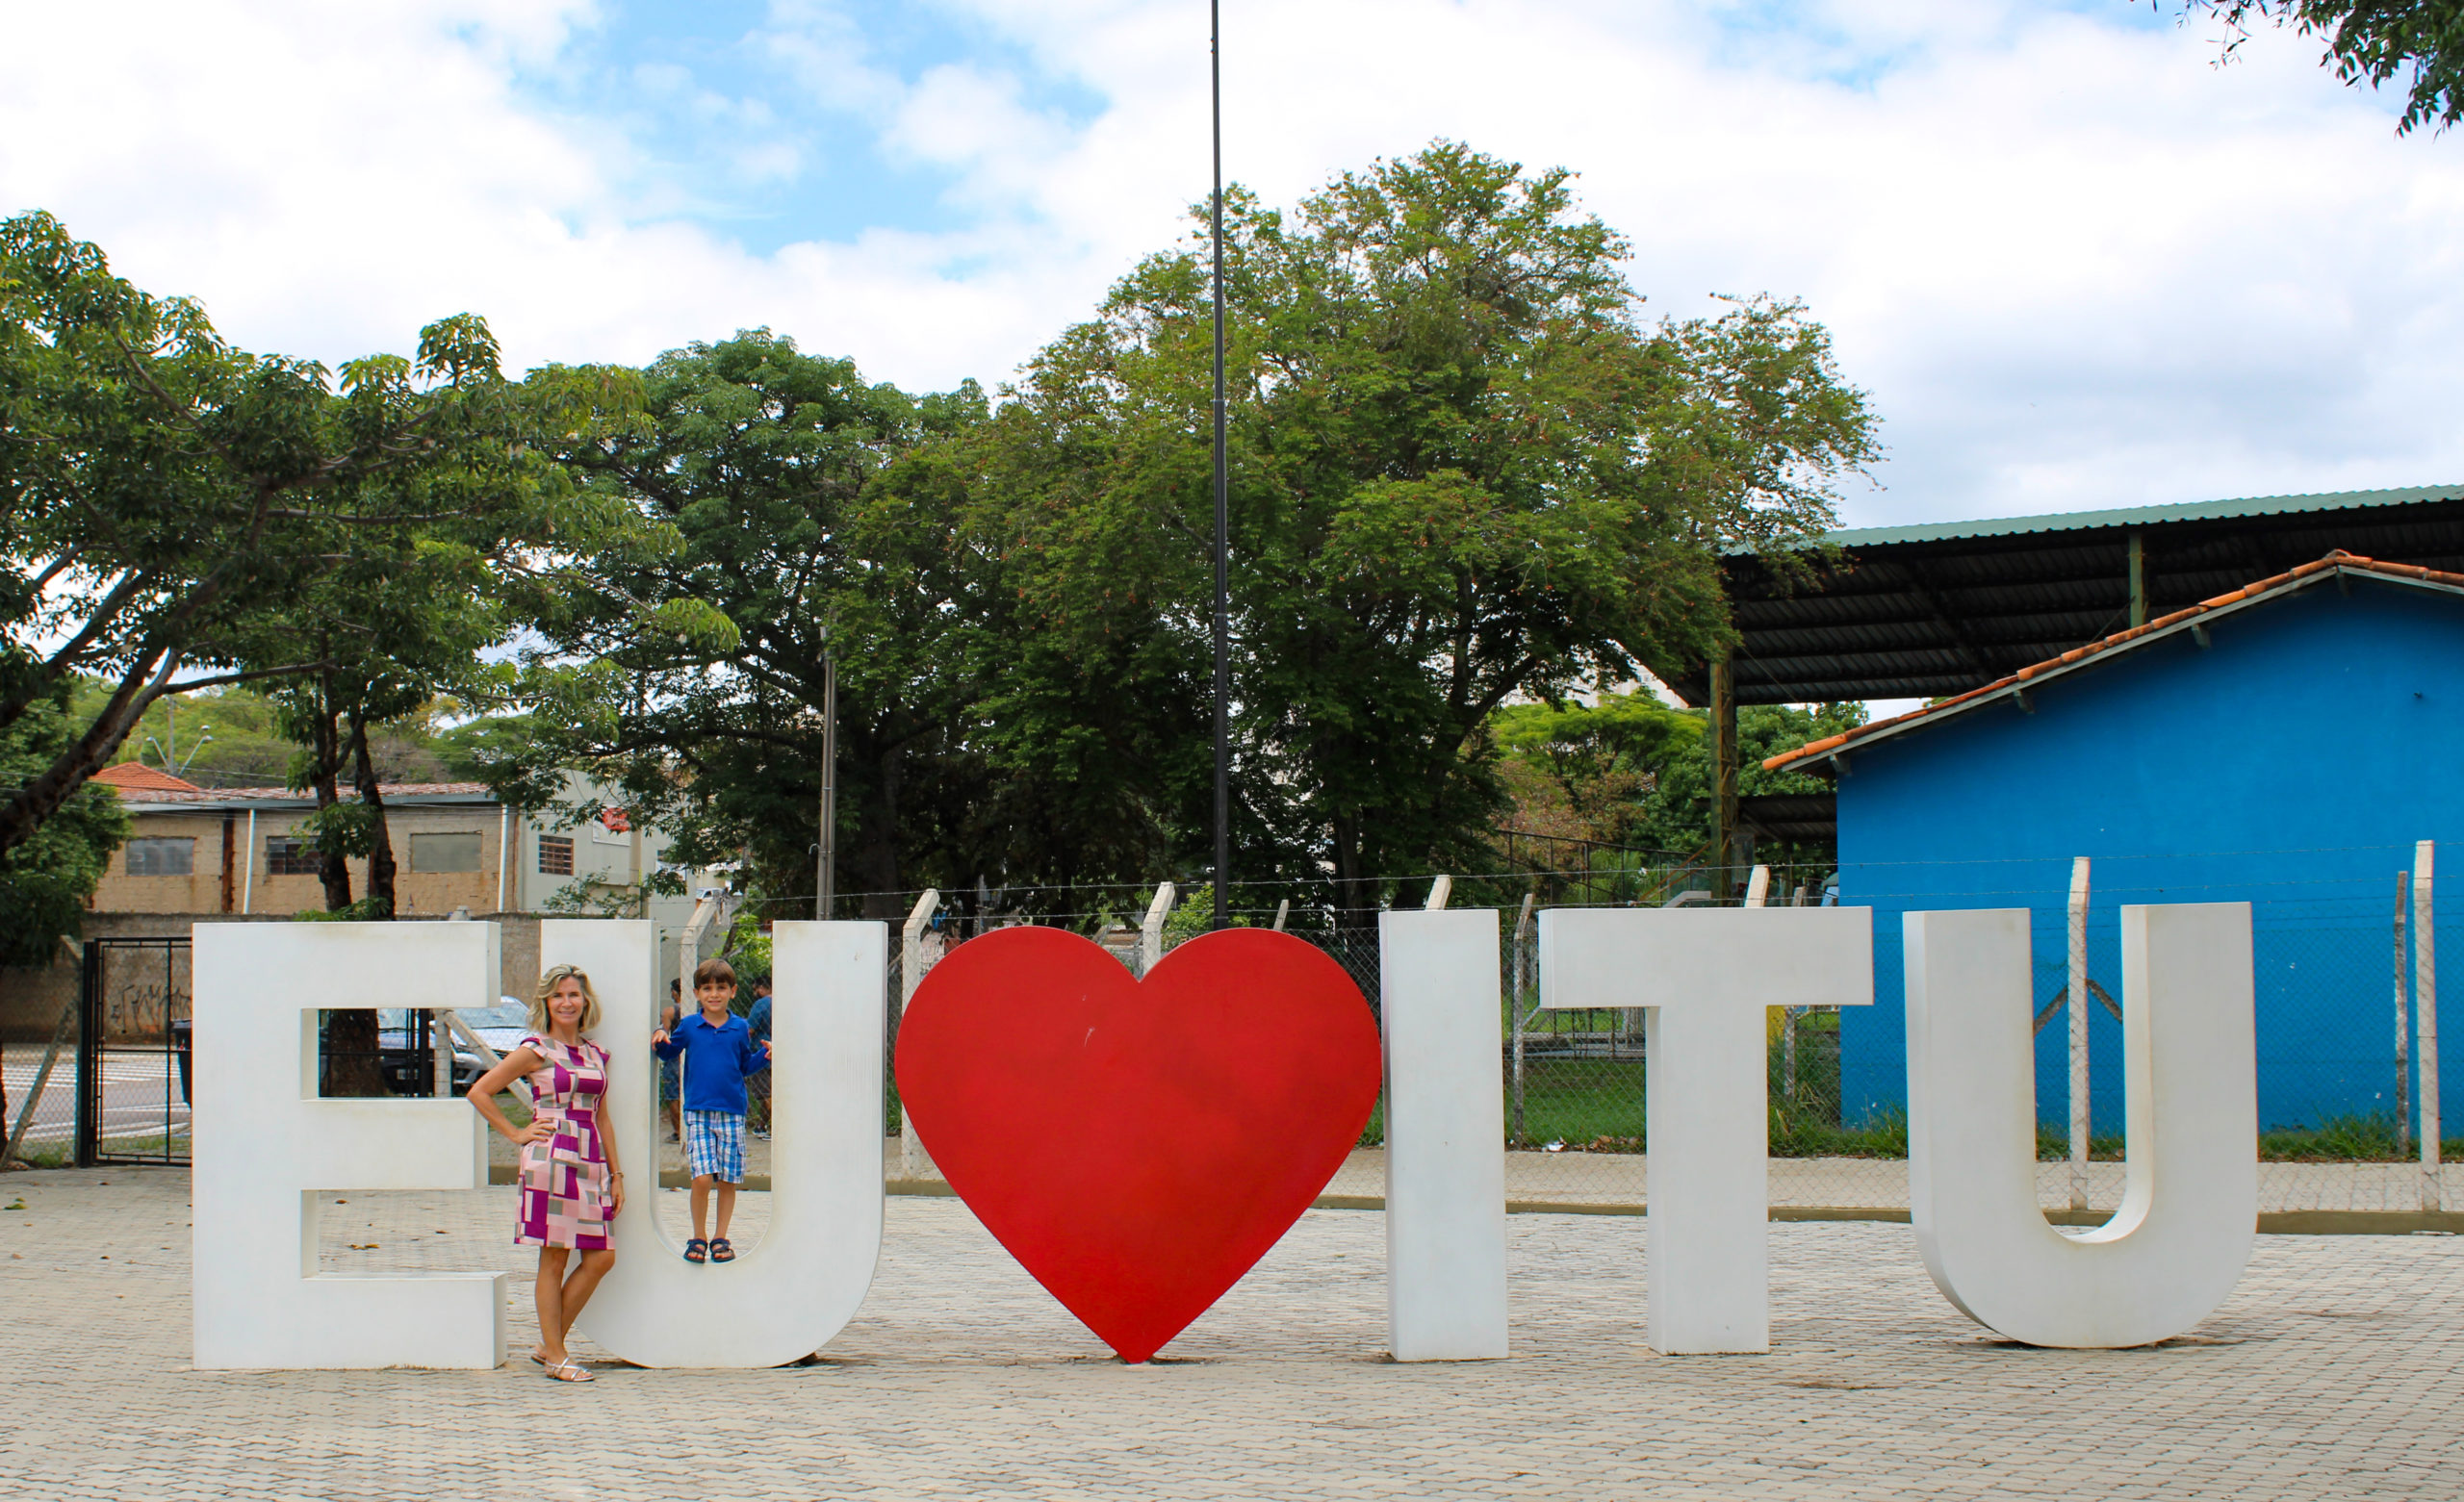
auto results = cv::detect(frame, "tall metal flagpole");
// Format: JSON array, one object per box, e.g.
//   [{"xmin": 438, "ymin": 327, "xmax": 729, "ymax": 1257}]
[{"xmin": 1209, "ymin": 0, "xmax": 1231, "ymax": 930}]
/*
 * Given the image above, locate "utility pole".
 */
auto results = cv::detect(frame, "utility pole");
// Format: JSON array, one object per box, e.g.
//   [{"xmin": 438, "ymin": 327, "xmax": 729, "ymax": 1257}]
[
  {"xmin": 1209, "ymin": 0, "xmax": 1231, "ymax": 930},
  {"xmin": 817, "ymin": 630, "xmax": 836, "ymax": 922}
]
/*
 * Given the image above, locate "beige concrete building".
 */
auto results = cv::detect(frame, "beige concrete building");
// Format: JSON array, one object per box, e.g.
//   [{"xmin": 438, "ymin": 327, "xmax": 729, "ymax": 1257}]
[
  {"xmin": 0, "ymin": 766, "xmax": 725, "ymax": 1040},
  {"xmin": 84, "ymin": 763, "xmax": 712, "ymax": 925}
]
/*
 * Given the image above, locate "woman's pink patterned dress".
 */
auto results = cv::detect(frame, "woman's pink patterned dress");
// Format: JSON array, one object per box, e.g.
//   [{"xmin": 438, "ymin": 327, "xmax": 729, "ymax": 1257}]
[{"xmin": 514, "ymin": 1033, "xmax": 615, "ymax": 1251}]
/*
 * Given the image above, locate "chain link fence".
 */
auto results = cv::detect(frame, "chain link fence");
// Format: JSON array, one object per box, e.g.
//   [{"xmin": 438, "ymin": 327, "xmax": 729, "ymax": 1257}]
[
  {"xmin": 854, "ymin": 848, "xmax": 2460, "ymax": 1221},
  {"xmin": 15, "ymin": 853, "xmax": 2455, "ymax": 1224}
]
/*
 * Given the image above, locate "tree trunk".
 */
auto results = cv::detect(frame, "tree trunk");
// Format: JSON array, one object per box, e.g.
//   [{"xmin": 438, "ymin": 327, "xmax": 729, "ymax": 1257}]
[
  {"xmin": 347, "ymin": 713, "xmax": 396, "ymax": 920},
  {"xmin": 0, "ymin": 649, "xmax": 175, "ymax": 861},
  {"xmin": 858, "ymin": 735, "xmax": 904, "ymax": 921},
  {"xmin": 1331, "ymin": 812, "xmax": 1374, "ymax": 930},
  {"xmin": 306, "ymin": 679, "xmax": 354, "ymax": 913},
  {"xmin": 320, "ymin": 1010, "xmax": 387, "ymax": 1098}
]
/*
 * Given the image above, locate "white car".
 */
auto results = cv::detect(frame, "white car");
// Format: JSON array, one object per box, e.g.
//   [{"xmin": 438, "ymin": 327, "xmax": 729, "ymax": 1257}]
[{"xmin": 452, "ymin": 1000, "xmax": 535, "ymax": 1066}]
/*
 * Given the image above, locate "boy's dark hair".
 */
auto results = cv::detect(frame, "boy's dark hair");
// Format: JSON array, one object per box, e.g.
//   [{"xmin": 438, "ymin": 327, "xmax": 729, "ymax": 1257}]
[{"xmin": 693, "ymin": 957, "xmax": 737, "ymax": 988}]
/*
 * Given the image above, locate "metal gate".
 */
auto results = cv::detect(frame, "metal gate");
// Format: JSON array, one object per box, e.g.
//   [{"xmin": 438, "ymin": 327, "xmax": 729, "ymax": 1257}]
[{"xmin": 76, "ymin": 937, "xmax": 192, "ymax": 1167}]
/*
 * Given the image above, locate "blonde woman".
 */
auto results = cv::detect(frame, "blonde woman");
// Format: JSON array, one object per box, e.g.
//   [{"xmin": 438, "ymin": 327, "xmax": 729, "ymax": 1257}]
[{"xmin": 468, "ymin": 963, "xmax": 627, "ymax": 1382}]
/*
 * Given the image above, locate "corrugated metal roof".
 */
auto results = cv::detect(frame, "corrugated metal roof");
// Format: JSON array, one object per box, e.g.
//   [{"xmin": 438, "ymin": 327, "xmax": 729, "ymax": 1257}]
[
  {"xmin": 1675, "ymin": 485, "xmax": 2464, "ymax": 706},
  {"xmin": 1810, "ymin": 484, "xmax": 2464, "ymax": 551},
  {"xmin": 1763, "ymin": 553, "xmax": 2464, "ymax": 773}
]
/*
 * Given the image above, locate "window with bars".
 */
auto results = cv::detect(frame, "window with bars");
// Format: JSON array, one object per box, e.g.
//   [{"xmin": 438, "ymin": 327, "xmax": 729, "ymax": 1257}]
[
  {"xmin": 411, "ymin": 831, "xmax": 483, "ymax": 873},
  {"xmin": 537, "ymin": 834, "xmax": 575, "ymax": 876},
  {"xmin": 124, "ymin": 837, "xmax": 195, "ymax": 876},
  {"xmin": 266, "ymin": 836, "xmax": 321, "ymax": 876}
]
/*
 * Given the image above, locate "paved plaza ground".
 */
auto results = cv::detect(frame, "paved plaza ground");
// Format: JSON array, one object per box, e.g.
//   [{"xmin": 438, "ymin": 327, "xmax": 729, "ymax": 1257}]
[{"xmin": 4, "ymin": 1168, "xmax": 2459, "ymax": 1499}]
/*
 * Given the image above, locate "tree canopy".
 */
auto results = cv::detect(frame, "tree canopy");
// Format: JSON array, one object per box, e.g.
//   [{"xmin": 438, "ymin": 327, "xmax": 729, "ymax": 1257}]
[
  {"xmin": 462, "ymin": 142, "xmax": 1880, "ymax": 926},
  {"xmin": 977, "ymin": 142, "xmax": 1879, "ymax": 916},
  {"xmin": 0, "ymin": 212, "xmax": 662, "ymax": 873},
  {"xmin": 2176, "ymin": 0, "xmax": 2464, "ymax": 134}
]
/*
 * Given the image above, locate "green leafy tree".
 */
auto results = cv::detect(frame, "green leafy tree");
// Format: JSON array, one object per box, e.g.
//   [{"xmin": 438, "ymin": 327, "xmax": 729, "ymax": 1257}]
[
  {"xmin": 0, "ymin": 690, "xmax": 128, "ymax": 966},
  {"xmin": 1626, "ymin": 701, "xmax": 1866, "ymax": 873},
  {"xmin": 479, "ymin": 332, "xmax": 975, "ymax": 920},
  {"xmin": 981, "ymin": 142, "xmax": 1880, "ymax": 920},
  {"xmin": 2172, "ymin": 1, "xmax": 2464, "ymax": 133},
  {"xmin": 0, "ymin": 213, "xmax": 651, "ymax": 867},
  {"xmin": 1491, "ymin": 690, "xmax": 1707, "ymax": 852}
]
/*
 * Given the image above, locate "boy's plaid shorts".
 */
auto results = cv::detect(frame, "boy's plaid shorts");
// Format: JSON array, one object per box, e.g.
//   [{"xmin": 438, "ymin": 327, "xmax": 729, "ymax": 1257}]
[{"xmin": 682, "ymin": 1109, "xmax": 745, "ymax": 1183}]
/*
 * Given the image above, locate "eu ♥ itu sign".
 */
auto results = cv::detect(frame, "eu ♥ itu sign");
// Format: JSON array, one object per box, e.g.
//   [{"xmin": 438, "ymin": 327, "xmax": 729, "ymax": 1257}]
[{"xmin": 189, "ymin": 902, "xmax": 2262, "ymax": 1369}]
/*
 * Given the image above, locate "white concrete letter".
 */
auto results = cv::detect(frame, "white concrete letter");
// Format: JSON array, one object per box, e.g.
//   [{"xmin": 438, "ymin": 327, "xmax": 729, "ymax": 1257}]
[
  {"xmin": 1379, "ymin": 907, "xmax": 1508, "ymax": 1361},
  {"xmin": 563, "ymin": 919, "xmax": 885, "ymax": 1367},
  {"xmin": 1906, "ymin": 904, "xmax": 2255, "ymax": 1348},
  {"xmin": 1539, "ymin": 906, "xmax": 1872, "ymax": 1354},
  {"xmin": 192, "ymin": 923, "xmax": 504, "ymax": 1369}
]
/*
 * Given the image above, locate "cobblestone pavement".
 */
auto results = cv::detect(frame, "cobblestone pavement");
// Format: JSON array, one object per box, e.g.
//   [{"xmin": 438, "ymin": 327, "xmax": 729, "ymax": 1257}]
[{"xmin": 3, "ymin": 1167, "xmax": 2458, "ymax": 1500}]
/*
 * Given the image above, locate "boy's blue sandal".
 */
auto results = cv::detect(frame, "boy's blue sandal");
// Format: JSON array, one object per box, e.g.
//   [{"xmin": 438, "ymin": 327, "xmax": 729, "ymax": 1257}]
[
  {"xmin": 683, "ymin": 1237, "xmax": 708, "ymax": 1264},
  {"xmin": 709, "ymin": 1237, "xmax": 735, "ymax": 1263}
]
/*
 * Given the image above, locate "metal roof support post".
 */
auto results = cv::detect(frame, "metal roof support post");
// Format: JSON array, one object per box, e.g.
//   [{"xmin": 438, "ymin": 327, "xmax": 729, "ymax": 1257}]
[
  {"xmin": 2415, "ymin": 842, "xmax": 2440, "ymax": 1214},
  {"xmin": 2396, "ymin": 870, "xmax": 2412, "ymax": 1154},
  {"xmin": 2127, "ymin": 529, "xmax": 2148, "ymax": 628},
  {"xmin": 900, "ymin": 888, "xmax": 941, "ymax": 1181},
  {"xmin": 2068, "ymin": 856, "xmax": 2092, "ymax": 1212},
  {"xmin": 1711, "ymin": 653, "xmax": 1738, "ymax": 901}
]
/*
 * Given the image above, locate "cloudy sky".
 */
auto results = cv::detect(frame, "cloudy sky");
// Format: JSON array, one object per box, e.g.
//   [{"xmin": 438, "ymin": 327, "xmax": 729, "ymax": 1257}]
[{"xmin": 2, "ymin": 0, "xmax": 2457, "ymax": 529}]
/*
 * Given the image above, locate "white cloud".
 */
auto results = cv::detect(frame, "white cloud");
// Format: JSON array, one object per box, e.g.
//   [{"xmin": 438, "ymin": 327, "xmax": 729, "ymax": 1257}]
[{"xmin": 2, "ymin": 0, "xmax": 2459, "ymax": 527}]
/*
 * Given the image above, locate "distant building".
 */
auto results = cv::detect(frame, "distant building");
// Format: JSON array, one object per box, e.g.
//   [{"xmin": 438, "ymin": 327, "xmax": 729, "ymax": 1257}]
[
  {"xmin": 86, "ymin": 767, "xmax": 706, "ymax": 929},
  {"xmin": 1, "ymin": 769, "xmax": 726, "ymax": 1041},
  {"xmin": 1765, "ymin": 552, "xmax": 2463, "ymax": 1133}
]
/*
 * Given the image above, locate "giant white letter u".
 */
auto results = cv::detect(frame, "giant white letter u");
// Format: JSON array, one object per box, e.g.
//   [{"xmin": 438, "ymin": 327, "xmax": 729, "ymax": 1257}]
[
  {"xmin": 1905, "ymin": 904, "xmax": 2256, "ymax": 1349},
  {"xmin": 552, "ymin": 919, "xmax": 885, "ymax": 1367}
]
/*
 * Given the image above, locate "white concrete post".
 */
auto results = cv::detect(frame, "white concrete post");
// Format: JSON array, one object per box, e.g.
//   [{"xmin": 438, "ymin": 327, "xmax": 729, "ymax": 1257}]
[
  {"xmin": 1379, "ymin": 907, "xmax": 1507, "ymax": 1360},
  {"xmin": 1743, "ymin": 865, "xmax": 1770, "ymax": 907},
  {"xmin": 1424, "ymin": 875, "xmax": 1451, "ymax": 910},
  {"xmin": 1139, "ymin": 882, "xmax": 1175, "ymax": 977},
  {"xmin": 1538, "ymin": 905, "xmax": 1872, "ymax": 1354},
  {"xmin": 563, "ymin": 918, "xmax": 886, "ymax": 1367},
  {"xmin": 900, "ymin": 889, "xmax": 940, "ymax": 1180},
  {"xmin": 2068, "ymin": 856, "xmax": 2092, "ymax": 1212},
  {"xmin": 2417, "ymin": 841, "xmax": 2440, "ymax": 1214},
  {"xmin": 192, "ymin": 923, "xmax": 502, "ymax": 1369},
  {"xmin": 1272, "ymin": 899, "xmax": 1290, "ymax": 931},
  {"xmin": 2395, "ymin": 870, "xmax": 2412, "ymax": 1154},
  {"xmin": 239, "ymin": 808, "xmax": 255, "ymax": 915},
  {"xmin": 1906, "ymin": 904, "xmax": 2256, "ymax": 1348}
]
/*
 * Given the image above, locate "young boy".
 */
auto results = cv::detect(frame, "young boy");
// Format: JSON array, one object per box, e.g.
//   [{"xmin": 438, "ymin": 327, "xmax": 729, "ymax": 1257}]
[{"xmin": 651, "ymin": 958, "xmax": 771, "ymax": 1263}]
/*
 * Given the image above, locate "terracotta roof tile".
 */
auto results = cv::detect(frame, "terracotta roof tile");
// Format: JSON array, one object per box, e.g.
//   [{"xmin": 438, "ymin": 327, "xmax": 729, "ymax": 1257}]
[
  {"xmin": 90, "ymin": 762, "xmax": 203, "ymax": 794},
  {"xmin": 1762, "ymin": 551, "xmax": 2464, "ymax": 773}
]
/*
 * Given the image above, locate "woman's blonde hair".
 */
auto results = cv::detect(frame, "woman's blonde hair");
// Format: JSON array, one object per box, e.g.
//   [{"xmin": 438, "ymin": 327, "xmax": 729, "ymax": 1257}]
[{"xmin": 528, "ymin": 964, "xmax": 603, "ymax": 1035}]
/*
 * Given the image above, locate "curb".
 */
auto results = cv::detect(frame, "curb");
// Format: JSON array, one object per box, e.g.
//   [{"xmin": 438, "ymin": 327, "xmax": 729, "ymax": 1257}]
[{"xmin": 481, "ymin": 1167, "xmax": 2464, "ymax": 1235}]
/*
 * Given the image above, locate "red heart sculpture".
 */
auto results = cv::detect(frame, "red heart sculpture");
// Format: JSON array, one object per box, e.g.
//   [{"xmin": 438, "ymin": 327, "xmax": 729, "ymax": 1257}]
[{"xmin": 895, "ymin": 926, "xmax": 1383, "ymax": 1362}]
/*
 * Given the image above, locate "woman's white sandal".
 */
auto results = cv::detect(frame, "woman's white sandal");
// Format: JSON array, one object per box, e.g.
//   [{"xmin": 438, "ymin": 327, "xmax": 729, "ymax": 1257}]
[{"xmin": 542, "ymin": 1359, "xmax": 594, "ymax": 1383}]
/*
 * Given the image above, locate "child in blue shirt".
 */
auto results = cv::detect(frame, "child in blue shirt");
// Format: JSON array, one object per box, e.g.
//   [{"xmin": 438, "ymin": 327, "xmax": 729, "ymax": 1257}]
[{"xmin": 651, "ymin": 958, "xmax": 771, "ymax": 1263}]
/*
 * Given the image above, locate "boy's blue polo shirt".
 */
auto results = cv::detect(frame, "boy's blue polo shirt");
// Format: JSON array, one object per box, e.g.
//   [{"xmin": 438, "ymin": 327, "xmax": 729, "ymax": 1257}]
[{"xmin": 653, "ymin": 1011, "xmax": 768, "ymax": 1115}]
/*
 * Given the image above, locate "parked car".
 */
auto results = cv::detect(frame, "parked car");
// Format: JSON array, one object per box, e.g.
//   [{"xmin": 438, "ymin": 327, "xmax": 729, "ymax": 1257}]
[
  {"xmin": 373, "ymin": 1010, "xmax": 484, "ymax": 1096},
  {"xmin": 452, "ymin": 1001, "xmax": 534, "ymax": 1066}
]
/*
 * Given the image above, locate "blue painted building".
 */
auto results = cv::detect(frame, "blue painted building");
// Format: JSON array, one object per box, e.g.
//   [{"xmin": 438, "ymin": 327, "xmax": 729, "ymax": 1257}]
[{"xmin": 1768, "ymin": 555, "xmax": 2463, "ymax": 1133}]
